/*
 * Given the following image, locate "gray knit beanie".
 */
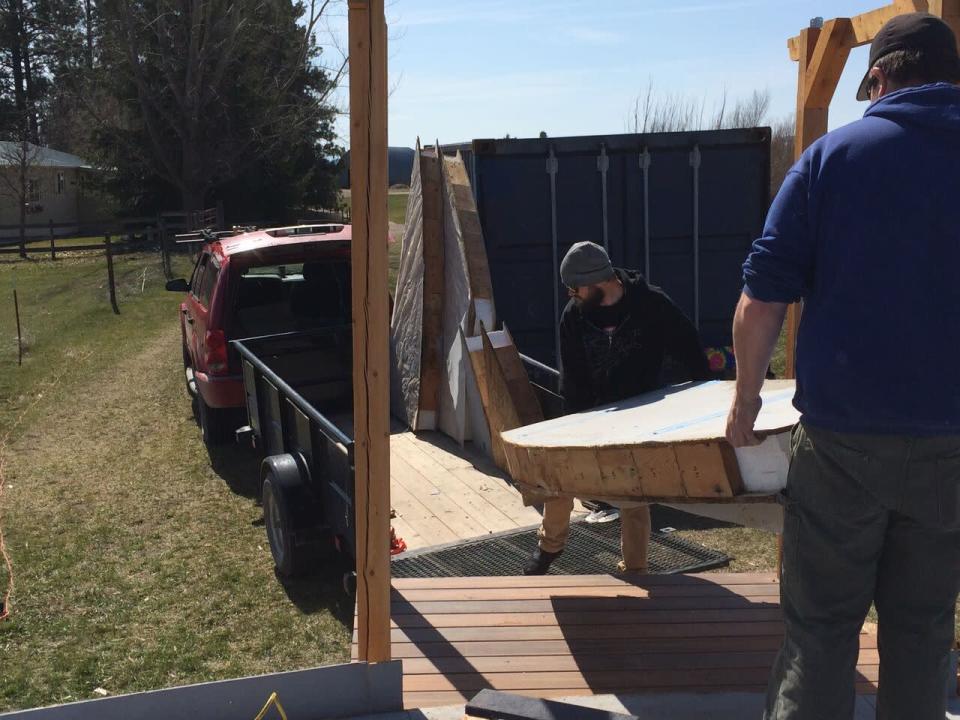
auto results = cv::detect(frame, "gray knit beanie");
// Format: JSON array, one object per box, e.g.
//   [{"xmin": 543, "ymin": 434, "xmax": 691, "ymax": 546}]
[{"xmin": 560, "ymin": 241, "xmax": 615, "ymax": 288}]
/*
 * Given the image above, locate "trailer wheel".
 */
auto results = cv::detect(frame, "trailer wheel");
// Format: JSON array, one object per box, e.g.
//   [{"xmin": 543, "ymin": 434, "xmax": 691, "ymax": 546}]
[
  {"xmin": 261, "ymin": 456, "xmax": 325, "ymax": 577},
  {"xmin": 198, "ymin": 395, "xmax": 233, "ymax": 447}
]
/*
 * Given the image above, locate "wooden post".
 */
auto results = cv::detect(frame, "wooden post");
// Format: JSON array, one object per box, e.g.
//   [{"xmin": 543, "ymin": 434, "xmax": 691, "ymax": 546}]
[
  {"xmin": 48, "ymin": 219, "xmax": 55, "ymax": 261},
  {"xmin": 785, "ymin": 20, "xmax": 852, "ymax": 378},
  {"xmin": 105, "ymin": 235, "xmax": 119, "ymax": 315},
  {"xmin": 13, "ymin": 287, "xmax": 22, "ymax": 366},
  {"xmin": 784, "ymin": 2, "xmax": 960, "ymax": 372},
  {"xmin": 785, "ymin": 26, "xmax": 823, "ymax": 380},
  {"xmin": 348, "ymin": 0, "xmax": 391, "ymax": 663}
]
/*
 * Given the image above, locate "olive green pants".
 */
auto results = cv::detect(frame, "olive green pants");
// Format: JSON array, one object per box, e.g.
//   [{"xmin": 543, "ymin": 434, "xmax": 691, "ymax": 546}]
[
  {"xmin": 537, "ymin": 496, "xmax": 651, "ymax": 571},
  {"xmin": 766, "ymin": 422, "xmax": 960, "ymax": 720}
]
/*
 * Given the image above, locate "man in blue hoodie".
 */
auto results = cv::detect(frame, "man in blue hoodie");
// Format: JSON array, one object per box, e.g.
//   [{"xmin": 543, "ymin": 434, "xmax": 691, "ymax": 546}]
[{"xmin": 726, "ymin": 13, "xmax": 960, "ymax": 720}]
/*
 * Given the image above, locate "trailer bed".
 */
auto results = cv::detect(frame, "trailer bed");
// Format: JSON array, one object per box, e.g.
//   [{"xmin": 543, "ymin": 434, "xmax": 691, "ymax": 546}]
[
  {"xmin": 311, "ymin": 411, "xmax": 587, "ymax": 553},
  {"xmin": 389, "ymin": 430, "xmax": 588, "ymax": 553}
]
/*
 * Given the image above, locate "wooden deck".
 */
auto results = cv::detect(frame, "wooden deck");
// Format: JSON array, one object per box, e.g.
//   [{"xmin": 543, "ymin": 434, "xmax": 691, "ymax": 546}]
[
  {"xmin": 389, "ymin": 430, "xmax": 587, "ymax": 552},
  {"xmin": 352, "ymin": 572, "xmax": 879, "ymax": 709}
]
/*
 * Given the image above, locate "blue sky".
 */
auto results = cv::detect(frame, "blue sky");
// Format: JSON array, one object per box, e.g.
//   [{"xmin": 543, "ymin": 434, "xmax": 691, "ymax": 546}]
[{"xmin": 330, "ymin": 1, "xmax": 888, "ymax": 147}]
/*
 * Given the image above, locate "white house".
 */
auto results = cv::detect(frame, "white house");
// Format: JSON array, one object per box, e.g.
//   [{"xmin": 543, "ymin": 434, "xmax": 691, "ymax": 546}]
[{"xmin": 0, "ymin": 142, "xmax": 114, "ymax": 238}]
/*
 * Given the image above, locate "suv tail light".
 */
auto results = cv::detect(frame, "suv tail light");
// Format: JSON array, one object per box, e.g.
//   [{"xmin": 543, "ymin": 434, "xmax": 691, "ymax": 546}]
[{"xmin": 204, "ymin": 330, "xmax": 228, "ymax": 374}]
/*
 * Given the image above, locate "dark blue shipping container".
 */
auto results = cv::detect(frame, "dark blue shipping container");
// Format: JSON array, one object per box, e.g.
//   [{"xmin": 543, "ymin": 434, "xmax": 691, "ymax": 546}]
[{"xmin": 448, "ymin": 129, "xmax": 770, "ymax": 369}]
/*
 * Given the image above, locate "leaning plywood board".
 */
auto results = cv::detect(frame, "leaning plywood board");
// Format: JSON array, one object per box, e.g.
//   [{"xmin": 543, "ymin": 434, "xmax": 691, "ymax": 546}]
[
  {"xmin": 436, "ymin": 148, "xmax": 500, "ymax": 445},
  {"xmin": 418, "ymin": 148, "xmax": 445, "ymax": 428},
  {"xmin": 391, "ymin": 145, "xmax": 444, "ymax": 430},
  {"xmin": 501, "ymin": 380, "xmax": 798, "ymax": 502},
  {"xmin": 442, "ymin": 151, "xmax": 495, "ymax": 335},
  {"xmin": 465, "ymin": 325, "xmax": 543, "ymax": 471},
  {"xmin": 436, "ymin": 148, "xmax": 473, "ymax": 442},
  {"xmin": 459, "ymin": 328, "xmax": 493, "ymax": 457},
  {"xmin": 390, "ymin": 141, "xmax": 428, "ymax": 427}
]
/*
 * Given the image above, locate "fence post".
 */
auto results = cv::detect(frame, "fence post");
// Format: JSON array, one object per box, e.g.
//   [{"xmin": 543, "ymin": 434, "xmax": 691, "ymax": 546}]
[
  {"xmin": 48, "ymin": 219, "xmax": 55, "ymax": 261},
  {"xmin": 105, "ymin": 235, "xmax": 119, "ymax": 314},
  {"xmin": 13, "ymin": 287, "xmax": 22, "ymax": 366},
  {"xmin": 159, "ymin": 217, "xmax": 171, "ymax": 279}
]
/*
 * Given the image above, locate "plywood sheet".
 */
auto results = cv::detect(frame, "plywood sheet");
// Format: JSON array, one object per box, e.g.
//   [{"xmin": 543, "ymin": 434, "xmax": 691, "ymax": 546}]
[
  {"xmin": 436, "ymin": 148, "xmax": 473, "ymax": 443},
  {"xmin": 442, "ymin": 151, "xmax": 495, "ymax": 335},
  {"xmin": 417, "ymin": 148, "xmax": 444, "ymax": 428},
  {"xmin": 464, "ymin": 326, "xmax": 543, "ymax": 471}
]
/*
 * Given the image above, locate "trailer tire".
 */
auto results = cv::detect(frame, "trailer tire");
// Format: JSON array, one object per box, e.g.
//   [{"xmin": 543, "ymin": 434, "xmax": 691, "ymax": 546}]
[{"xmin": 261, "ymin": 456, "xmax": 323, "ymax": 577}]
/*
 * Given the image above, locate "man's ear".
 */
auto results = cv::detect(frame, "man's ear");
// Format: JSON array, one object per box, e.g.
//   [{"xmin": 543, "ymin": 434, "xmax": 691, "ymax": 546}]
[{"xmin": 868, "ymin": 66, "xmax": 887, "ymax": 98}]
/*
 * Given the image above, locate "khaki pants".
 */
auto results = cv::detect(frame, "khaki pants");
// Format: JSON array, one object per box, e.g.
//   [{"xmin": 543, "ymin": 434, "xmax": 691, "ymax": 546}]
[{"xmin": 537, "ymin": 496, "xmax": 651, "ymax": 571}]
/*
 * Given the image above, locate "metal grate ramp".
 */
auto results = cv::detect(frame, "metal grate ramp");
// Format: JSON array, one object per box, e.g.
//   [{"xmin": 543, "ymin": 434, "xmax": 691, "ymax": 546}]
[{"xmin": 391, "ymin": 517, "xmax": 730, "ymax": 578}]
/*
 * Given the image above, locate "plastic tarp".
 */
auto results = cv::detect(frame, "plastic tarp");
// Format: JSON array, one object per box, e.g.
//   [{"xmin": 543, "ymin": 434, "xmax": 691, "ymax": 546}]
[{"xmin": 390, "ymin": 146, "xmax": 427, "ymax": 428}]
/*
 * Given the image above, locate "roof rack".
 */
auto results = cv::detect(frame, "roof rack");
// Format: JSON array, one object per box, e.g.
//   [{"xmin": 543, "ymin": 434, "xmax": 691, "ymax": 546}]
[
  {"xmin": 173, "ymin": 228, "xmax": 236, "ymax": 245},
  {"xmin": 263, "ymin": 224, "xmax": 346, "ymax": 238}
]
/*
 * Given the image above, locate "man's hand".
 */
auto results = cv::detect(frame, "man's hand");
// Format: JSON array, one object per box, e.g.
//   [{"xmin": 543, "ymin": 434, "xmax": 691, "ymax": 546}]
[{"xmin": 726, "ymin": 394, "xmax": 763, "ymax": 447}]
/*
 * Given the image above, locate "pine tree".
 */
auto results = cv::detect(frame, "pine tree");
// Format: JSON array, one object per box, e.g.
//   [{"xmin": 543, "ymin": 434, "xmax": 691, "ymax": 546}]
[{"xmin": 94, "ymin": 0, "xmax": 342, "ymax": 216}]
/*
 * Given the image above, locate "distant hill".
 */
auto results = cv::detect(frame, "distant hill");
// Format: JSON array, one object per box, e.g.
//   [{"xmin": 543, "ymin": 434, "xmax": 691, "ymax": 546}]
[{"xmin": 339, "ymin": 146, "xmax": 415, "ymax": 188}]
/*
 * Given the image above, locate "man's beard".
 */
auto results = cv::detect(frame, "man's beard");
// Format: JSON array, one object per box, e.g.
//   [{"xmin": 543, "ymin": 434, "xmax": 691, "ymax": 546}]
[{"xmin": 575, "ymin": 286, "xmax": 604, "ymax": 310}]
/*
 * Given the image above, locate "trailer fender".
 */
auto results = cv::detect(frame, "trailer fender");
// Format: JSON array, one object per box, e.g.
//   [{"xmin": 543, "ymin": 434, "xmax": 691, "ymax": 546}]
[
  {"xmin": 260, "ymin": 452, "xmax": 309, "ymax": 489},
  {"xmin": 261, "ymin": 453, "xmax": 326, "ymax": 577}
]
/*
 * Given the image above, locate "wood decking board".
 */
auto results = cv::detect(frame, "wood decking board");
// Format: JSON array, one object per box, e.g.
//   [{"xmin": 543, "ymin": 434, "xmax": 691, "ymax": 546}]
[
  {"xmin": 390, "ymin": 430, "xmax": 581, "ymax": 552},
  {"xmin": 352, "ymin": 573, "xmax": 880, "ymax": 709},
  {"xmin": 391, "ymin": 434, "xmax": 522, "ymax": 534}
]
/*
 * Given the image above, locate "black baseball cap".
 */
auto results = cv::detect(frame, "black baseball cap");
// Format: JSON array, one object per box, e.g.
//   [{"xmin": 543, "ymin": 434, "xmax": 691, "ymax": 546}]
[{"xmin": 856, "ymin": 12, "xmax": 960, "ymax": 100}]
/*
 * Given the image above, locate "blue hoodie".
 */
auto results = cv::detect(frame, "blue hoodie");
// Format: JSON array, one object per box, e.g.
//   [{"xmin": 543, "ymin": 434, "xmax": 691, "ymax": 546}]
[{"xmin": 743, "ymin": 83, "xmax": 960, "ymax": 435}]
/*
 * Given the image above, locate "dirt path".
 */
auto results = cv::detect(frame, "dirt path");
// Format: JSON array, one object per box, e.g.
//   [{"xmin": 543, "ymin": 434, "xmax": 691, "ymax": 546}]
[{"xmin": 0, "ymin": 320, "xmax": 351, "ymax": 711}]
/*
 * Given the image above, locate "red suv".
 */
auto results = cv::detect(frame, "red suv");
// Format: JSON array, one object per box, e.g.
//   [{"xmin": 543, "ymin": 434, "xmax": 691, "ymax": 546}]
[{"xmin": 166, "ymin": 224, "xmax": 353, "ymax": 446}]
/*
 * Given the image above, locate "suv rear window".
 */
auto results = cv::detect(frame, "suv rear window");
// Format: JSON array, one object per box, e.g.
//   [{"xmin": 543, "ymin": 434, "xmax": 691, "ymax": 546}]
[{"xmin": 231, "ymin": 261, "xmax": 350, "ymax": 338}]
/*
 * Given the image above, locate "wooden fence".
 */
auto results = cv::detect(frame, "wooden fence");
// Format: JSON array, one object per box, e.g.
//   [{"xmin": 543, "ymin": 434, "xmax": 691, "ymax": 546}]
[
  {"xmin": 2, "ymin": 233, "xmax": 122, "ymax": 315},
  {"xmin": 0, "ymin": 206, "xmax": 223, "ymax": 316}
]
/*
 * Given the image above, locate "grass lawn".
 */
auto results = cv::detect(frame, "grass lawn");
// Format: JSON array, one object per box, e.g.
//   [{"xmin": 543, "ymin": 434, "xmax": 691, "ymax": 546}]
[
  {"xmin": 22, "ymin": 236, "xmax": 110, "ymax": 251},
  {"xmin": 0, "ymin": 252, "xmax": 351, "ymax": 712},
  {"xmin": 338, "ymin": 189, "xmax": 408, "ymax": 226},
  {"xmin": 388, "ymin": 192, "xmax": 408, "ymax": 225}
]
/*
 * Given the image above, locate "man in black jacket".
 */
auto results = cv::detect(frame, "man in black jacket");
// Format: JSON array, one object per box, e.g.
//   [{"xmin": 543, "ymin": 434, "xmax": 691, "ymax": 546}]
[{"xmin": 523, "ymin": 241, "xmax": 711, "ymax": 575}]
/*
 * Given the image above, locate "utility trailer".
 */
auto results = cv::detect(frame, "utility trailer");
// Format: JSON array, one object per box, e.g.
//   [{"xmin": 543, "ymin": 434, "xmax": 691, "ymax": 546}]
[
  {"xmin": 233, "ymin": 326, "xmax": 358, "ymax": 578},
  {"xmin": 233, "ymin": 327, "xmax": 564, "ymax": 579}
]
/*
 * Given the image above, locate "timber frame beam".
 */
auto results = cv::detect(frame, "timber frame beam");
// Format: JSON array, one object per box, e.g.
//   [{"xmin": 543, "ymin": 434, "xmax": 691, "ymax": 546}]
[
  {"xmin": 349, "ymin": 0, "xmax": 391, "ymax": 663},
  {"xmin": 783, "ymin": 0, "xmax": 960, "ymax": 377}
]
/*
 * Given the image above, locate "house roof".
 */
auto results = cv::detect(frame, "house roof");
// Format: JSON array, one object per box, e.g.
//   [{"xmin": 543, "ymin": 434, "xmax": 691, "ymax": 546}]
[{"xmin": 0, "ymin": 141, "xmax": 93, "ymax": 169}]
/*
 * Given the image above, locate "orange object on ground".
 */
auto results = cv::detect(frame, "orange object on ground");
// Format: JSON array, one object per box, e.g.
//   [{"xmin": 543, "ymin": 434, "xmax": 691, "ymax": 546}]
[{"xmin": 390, "ymin": 527, "xmax": 407, "ymax": 555}]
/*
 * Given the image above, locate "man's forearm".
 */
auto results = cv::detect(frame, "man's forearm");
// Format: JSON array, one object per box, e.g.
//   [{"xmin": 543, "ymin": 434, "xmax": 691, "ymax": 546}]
[{"xmin": 733, "ymin": 292, "xmax": 788, "ymax": 399}]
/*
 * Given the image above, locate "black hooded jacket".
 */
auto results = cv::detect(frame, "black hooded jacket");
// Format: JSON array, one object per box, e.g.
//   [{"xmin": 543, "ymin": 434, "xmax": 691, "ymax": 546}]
[{"xmin": 559, "ymin": 268, "xmax": 711, "ymax": 412}]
